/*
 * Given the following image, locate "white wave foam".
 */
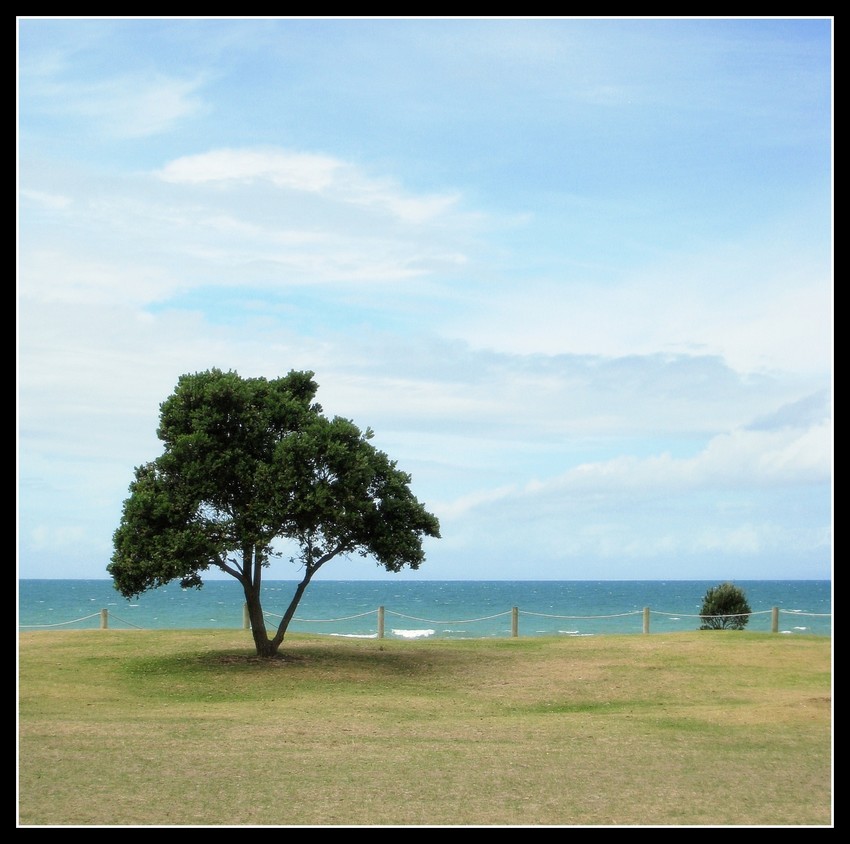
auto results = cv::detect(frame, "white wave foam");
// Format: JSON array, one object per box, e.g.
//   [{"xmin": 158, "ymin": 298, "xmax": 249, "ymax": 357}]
[
  {"xmin": 329, "ymin": 632, "xmax": 379, "ymax": 639},
  {"xmin": 391, "ymin": 628, "xmax": 436, "ymax": 639}
]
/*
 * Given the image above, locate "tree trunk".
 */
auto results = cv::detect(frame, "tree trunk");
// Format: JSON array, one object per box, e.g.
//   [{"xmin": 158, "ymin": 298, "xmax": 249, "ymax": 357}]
[
  {"xmin": 242, "ymin": 545, "xmax": 333, "ymax": 657},
  {"xmin": 243, "ymin": 585, "xmax": 276, "ymax": 656},
  {"xmin": 242, "ymin": 567, "xmax": 316, "ymax": 657},
  {"xmin": 269, "ymin": 571, "xmax": 315, "ymax": 652}
]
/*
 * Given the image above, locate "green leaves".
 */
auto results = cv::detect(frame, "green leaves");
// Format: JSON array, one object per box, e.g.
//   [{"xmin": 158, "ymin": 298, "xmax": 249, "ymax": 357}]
[
  {"xmin": 109, "ymin": 368, "xmax": 440, "ymax": 614},
  {"xmin": 273, "ymin": 413, "xmax": 440, "ymax": 573},
  {"xmin": 698, "ymin": 582, "xmax": 752, "ymax": 630}
]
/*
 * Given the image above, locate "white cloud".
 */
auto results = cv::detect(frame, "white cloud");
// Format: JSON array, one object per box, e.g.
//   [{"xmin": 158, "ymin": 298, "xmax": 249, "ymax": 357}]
[
  {"xmin": 111, "ymin": 76, "xmax": 207, "ymax": 138},
  {"xmin": 20, "ymin": 189, "xmax": 72, "ymax": 210},
  {"xmin": 17, "ymin": 150, "xmax": 477, "ymax": 326},
  {"xmin": 440, "ymin": 419, "xmax": 832, "ymax": 521},
  {"xmin": 28, "ymin": 70, "xmax": 207, "ymax": 138},
  {"xmin": 562, "ymin": 420, "xmax": 832, "ymax": 489},
  {"xmin": 18, "ymin": 251, "xmax": 180, "ymax": 307},
  {"xmin": 453, "ymin": 231, "xmax": 832, "ymax": 377},
  {"xmin": 158, "ymin": 147, "xmax": 461, "ymax": 224},
  {"xmin": 160, "ymin": 148, "xmax": 341, "ymax": 191}
]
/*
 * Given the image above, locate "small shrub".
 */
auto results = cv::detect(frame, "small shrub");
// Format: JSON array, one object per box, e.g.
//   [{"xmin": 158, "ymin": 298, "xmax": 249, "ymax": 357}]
[{"xmin": 699, "ymin": 582, "xmax": 752, "ymax": 630}]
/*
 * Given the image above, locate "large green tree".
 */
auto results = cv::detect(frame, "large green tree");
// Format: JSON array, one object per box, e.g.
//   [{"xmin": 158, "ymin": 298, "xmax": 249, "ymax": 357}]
[{"xmin": 108, "ymin": 369, "xmax": 441, "ymax": 657}]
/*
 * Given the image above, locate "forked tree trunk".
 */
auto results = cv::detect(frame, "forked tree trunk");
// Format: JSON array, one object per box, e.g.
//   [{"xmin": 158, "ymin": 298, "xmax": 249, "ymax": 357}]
[
  {"xmin": 242, "ymin": 569, "xmax": 316, "ymax": 657},
  {"xmin": 240, "ymin": 541, "xmax": 339, "ymax": 657}
]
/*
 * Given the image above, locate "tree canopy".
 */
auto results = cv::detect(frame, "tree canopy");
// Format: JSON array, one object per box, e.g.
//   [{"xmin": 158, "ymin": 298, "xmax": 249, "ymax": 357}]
[
  {"xmin": 108, "ymin": 368, "xmax": 441, "ymax": 656},
  {"xmin": 698, "ymin": 582, "xmax": 752, "ymax": 630}
]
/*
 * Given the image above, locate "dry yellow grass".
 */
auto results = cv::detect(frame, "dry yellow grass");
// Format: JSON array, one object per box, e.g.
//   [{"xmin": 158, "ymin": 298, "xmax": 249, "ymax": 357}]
[{"xmin": 18, "ymin": 629, "xmax": 832, "ymax": 826}]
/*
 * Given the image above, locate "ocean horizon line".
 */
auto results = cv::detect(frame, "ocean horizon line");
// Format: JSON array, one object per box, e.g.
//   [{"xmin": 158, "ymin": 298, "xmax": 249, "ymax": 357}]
[
  {"xmin": 18, "ymin": 576, "xmax": 832, "ymax": 583},
  {"xmin": 19, "ymin": 578, "xmax": 832, "ymax": 637}
]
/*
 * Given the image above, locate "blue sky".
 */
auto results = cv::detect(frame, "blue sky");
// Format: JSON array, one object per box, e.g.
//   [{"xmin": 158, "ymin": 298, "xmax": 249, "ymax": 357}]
[{"xmin": 17, "ymin": 18, "xmax": 833, "ymax": 582}]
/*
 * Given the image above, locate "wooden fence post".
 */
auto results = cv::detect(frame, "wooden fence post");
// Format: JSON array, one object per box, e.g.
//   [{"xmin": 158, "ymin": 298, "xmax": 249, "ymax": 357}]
[
  {"xmin": 512, "ymin": 606, "xmax": 518, "ymax": 638},
  {"xmin": 243, "ymin": 603, "xmax": 250, "ymax": 630},
  {"xmin": 100, "ymin": 608, "xmax": 108, "ymax": 629},
  {"xmin": 643, "ymin": 607, "xmax": 650, "ymax": 634},
  {"xmin": 378, "ymin": 606, "xmax": 385, "ymax": 639},
  {"xmin": 771, "ymin": 607, "xmax": 779, "ymax": 633}
]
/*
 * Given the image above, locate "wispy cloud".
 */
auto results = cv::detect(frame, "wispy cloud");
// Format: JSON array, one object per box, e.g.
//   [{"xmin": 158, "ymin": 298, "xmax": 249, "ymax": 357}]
[
  {"xmin": 440, "ymin": 418, "xmax": 831, "ymax": 520},
  {"xmin": 20, "ymin": 189, "xmax": 72, "ymax": 210},
  {"xmin": 159, "ymin": 147, "xmax": 461, "ymax": 223},
  {"xmin": 25, "ymin": 67, "xmax": 207, "ymax": 137}
]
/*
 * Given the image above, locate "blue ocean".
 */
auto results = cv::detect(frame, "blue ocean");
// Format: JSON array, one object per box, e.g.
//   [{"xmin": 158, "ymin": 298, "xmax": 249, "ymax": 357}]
[{"xmin": 18, "ymin": 579, "xmax": 832, "ymax": 639}]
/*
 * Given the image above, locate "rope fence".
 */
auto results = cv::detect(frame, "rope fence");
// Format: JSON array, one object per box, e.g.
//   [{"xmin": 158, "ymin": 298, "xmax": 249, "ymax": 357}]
[
  {"xmin": 19, "ymin": 609, "xmax": 147, "ymax": 630},
  {"xmin": 20, "ymin": 604, "xmax": 832, "ymax": 636}
]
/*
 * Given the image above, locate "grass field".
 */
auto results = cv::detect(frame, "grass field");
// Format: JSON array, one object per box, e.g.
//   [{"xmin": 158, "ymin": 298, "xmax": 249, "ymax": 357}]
[{"xmin": 18, "ymin": 629, "xmax": 832, "ymax": 827}]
